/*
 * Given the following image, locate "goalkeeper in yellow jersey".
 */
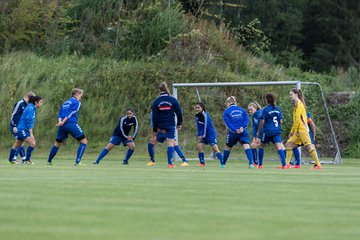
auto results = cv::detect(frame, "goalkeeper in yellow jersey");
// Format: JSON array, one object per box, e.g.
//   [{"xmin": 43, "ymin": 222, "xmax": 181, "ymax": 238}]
[{"xmin": 285, "ymin": 88, "xmax": 322, "ymax": 169}]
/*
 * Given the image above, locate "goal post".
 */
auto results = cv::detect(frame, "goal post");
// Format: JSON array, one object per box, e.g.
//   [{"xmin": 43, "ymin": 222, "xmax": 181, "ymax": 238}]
[{"xmin": 172, "ymin": 81, "xmax": 342, "ymax": 164}]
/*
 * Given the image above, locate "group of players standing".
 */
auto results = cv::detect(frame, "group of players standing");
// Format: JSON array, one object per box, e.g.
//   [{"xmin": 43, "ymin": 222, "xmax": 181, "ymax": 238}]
[{"xmin": 7, "ymin": 82, "xmax": 322, "ymax": 169}]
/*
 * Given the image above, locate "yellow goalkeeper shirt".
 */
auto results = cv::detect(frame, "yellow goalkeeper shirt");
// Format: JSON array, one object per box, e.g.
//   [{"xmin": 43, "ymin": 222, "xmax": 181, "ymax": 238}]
[{"xmin": 291, "ymin": 100, "xmax": 308, "ymax": 133}]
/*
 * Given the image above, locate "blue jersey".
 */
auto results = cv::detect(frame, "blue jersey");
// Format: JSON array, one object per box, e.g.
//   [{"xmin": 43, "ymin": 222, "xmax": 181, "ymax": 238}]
[
  {"xmin": 113, "ymin": 116, "xmax": 138, "ymax": 139},
  {"xmin": 10, "ymin": 99, "xmax": 27, "ymax": 127},
  {"xmin": 260, "ymin": 105, "xmax": 283, "ymax": 135},
  {"xmin": 307, "ymin": 112, "xmax": 315, "ymax": 141},
  {"xmin": 17, "ymin": 103, "xmax": 36, "ymax": 131},
  {"xmin": 195, "ymin": 111, "xmax": 216, "ymax": 138},
  {"xmin": 57, "ymin": 97, "xmax": 81, "ymax": 124},
  {"xmin": 251, "ymin": 109, "xmax": 262, "ymax": 137},
  {"xmin": 151, "ymin": 93, "xmax": 183, "ymax": 131},
  {"xmin": 223, "ymin": 104, "xmax": 249, "ymax": 133}
]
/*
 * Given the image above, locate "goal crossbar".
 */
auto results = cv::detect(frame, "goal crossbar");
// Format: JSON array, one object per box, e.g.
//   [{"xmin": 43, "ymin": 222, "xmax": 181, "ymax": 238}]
[{"xmin": 172, "ymin": 81, "xmax": 342, "ymax": 164}]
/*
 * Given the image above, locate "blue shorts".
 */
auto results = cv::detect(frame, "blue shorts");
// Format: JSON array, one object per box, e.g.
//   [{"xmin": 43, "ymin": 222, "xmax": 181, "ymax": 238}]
[
  {"xmin": 156, "ymin": 128, "xmax": 176, "ymax": 143},
  {"xmin": 56, "ymin": 123, "xmax": 85, "ymax": 142},
  {"xmin": 201, "ymin": 133, "xmax": 218, "ymax": 146},
  {"xmin": 261, "ymin": 132, "xmax": 282, "ymax": 144},
  {"xmin": 16, "ymin": 129, "xmax": 30, "ymax": 141},
  {"xmin": 226, "ymin": 130, "xmax": 250, "ymax": 147},
  {"xmin": 10, "ymin": 125, "xmax": 17, "ymax": 138},
  {"xmin": 109, "ymin": 136, "xmax": 133, "ymax": 146}
]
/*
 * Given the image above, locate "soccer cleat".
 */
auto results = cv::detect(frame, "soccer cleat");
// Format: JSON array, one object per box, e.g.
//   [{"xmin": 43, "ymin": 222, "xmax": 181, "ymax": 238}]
[
  {"xmin": 312, "ymin": 165, "xmax": 322, "ymax": 170},
  {"xmin": 122, "ymin": 161, "xmax": 129, "ymax": 165},
  {"xmin": 74, "ymin": 162, "xmax": 85, "ymax": 166},
  {"xmin": 168, "ymin": 164, "xmax": 176, "ymax": 168},
  {"xmin": 198, "ymin": 163, "xmax": 206, "ymax": 167},
  {"xmin": 46, "ymin": 162, "xmax": 53, "ymax": 165},
  {"xmin": 293, "ymin": 164, "xmax": 301, "ymax": 169},
  {"xmin": 220, "ymin": 164, "xmax": 225, "ymax": 169},
  {"xmin": 23, "ymin": 160, "xmax": 35, "ymax": 165},
  {"xmin": 147, "ymin": 161, "xmax": 156, "ymax": 166},
  {"xmin": 257, "ymin": 165, "xmax": 263, "ymax": 169},
  {"xmin": 9, "ymin": 160, "xmax": 19, "ymax": 165},
  {"xmin": 93, "ymin": 161, "xmax": 99, "ymax": 164},
  {"xmin": 253, "ymin": 163, "xmax": 258, "ymax": 167},
  {"xmin": 180, "ymin": 162, "xmax": 189, "ymax": 167},
  {"xmin": 277, "ymin": 165, "xmax": 290, "ymax": 169},
  {"xmin": 249, "ymin": 164, "xmax": 255, "ymax": 169}
]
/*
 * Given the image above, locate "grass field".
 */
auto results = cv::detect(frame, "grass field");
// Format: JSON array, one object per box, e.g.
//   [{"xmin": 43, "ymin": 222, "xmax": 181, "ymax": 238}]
[{"xmin": 1, "ymin": 153, "xmax": 359, "ymax": 240}]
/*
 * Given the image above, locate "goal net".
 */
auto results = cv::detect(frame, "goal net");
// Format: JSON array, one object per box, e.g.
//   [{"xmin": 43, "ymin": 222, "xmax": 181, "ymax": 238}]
[{"xmin": 172, "ymin": 81, "xmax": 342, "ymax": 165}]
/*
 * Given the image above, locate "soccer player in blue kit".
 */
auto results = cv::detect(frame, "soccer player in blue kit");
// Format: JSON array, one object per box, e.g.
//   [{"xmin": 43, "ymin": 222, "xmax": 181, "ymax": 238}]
[
  {"xmin": 195, "ymin": 102, "xmax": 223, "ymax": 166},
  {"xmin": 8, "ymin": 96, "xmax": 43, "ymax": 164},
  {"xmin": 254, "ymin": 93, "xmax": 288, "ymax": 169},
  {"xmin": 149, "ymin": 82, "xmax": 187, "ymax": 168},
  {"xmin": 47, "ymin": 88, "xmax": 87, "ymax": 166},
  {"xmin": 9, "ymin": 91, "xmax": 35, "ymax": 163},
  {"xmin": 94, "ymin": 108, "xmax": 138, "ymax": 165},
  {"xmin": 247, "ymin": 101, "xmax": 264, "ymax": 167},
  {"xmin": 222, "ymin": 96, "xmax": 254, "ymax": 169}
]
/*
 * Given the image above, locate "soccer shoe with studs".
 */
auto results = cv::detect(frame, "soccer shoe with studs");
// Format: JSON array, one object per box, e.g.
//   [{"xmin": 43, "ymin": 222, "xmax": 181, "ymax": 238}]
[
  {"xmin": 23, "ymin": 160, "xmax": 35, "ymax": 165},
  {"xmin": 253, "ymin": 163, "xmax": 258, "ymax": 167},
  {"xmin": 257, "ymin": 165, "xmax": 263, "ymax": 169},
  {"xmin": 277, "ymin": 165, "xmax": 291, "ymax": 169},
  {"xmin": 180, "ymin": 162, "xmax": 189, "ymax": 167},
  {"xmin": 93, "ymin": 161, "xmax": 99, "ymax": 164},
  {"xmin": 168, "ymin": 164, "xmax": 176, "ymax": 168},
  {"xmin": 220, "ymin": 164, "xmax": 225, "ymax": 169},
  {"xmin": 122, "ymin": 161, "xmax": 129, "ymax": 165},
  {"xmin": 9, "ymin": 160, "xmax": 20, "ymax": 165},
  {"xmin": 312, "ymin": 165, "xmax": 323, "ymax": 170},
  {"xmin": 293, "ymin": 164, "xmax": 301, "ymax": 169},
  {"xmin": 147, "ymin": 161, "xmax": 156, "ymax": 166},
  {"xmin": 249, "ymin": 164, "xmax": 255, "ymax": 169},
  {"xmin": 198, "ymin": 163, "xmax": 206, "ymax": 167}
]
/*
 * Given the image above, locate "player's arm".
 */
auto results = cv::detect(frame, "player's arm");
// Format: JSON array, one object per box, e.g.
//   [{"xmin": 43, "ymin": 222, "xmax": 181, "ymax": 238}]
[
  {"xmin": 223, "ymin": 112, "xmax": 237, "ymax": 133},
  {"xmin": 131, "ymin": 117, "xmax": 139, "ymax": 140},
  {"xmin": 151, "ymin": 102, "xmax": 158, "ymax": 132},
  {"xmin": 174, "ymin": 100, "xmax": 183, "ymax": 129},
  {"xmin": 256, "ymin": 120, "xmax": 265, "ymax": 139}
]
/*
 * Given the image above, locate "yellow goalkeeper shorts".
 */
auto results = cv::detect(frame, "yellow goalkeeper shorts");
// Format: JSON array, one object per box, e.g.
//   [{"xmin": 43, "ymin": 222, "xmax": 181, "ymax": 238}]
[{"xmin": 287, "ymin": 130, "xmax": 312, "ymax": 146}]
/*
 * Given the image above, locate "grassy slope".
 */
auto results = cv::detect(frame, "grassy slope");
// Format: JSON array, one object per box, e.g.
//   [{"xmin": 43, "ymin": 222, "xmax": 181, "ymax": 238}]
[{"xmin": 0, "ymin": 153, "xmax": 359, "ymax": 240}]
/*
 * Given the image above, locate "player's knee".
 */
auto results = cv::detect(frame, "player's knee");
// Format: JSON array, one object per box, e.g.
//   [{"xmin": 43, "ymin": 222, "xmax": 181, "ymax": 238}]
[{"xmin": 307, "ymin": 144, "xmax": 315, "ymax": 152}]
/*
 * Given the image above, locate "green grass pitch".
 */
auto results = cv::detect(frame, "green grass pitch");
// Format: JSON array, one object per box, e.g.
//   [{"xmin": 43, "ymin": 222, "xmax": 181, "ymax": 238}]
[{"xmin": 1, "ymin": 154, "xmax": 359, "ymax": 240}]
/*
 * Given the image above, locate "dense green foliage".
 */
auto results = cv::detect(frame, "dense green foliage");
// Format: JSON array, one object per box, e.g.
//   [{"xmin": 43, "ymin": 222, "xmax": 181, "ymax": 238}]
[{"xmin": 1, "ymin": 155, "xmax": 360, "ymax": 240}]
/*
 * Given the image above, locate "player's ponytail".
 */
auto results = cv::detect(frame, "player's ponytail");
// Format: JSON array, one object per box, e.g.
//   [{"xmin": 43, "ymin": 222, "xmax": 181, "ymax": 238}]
[
  {"xmin": 266, "ymin": 93, "xmax": 276, "ymax": 108},
  {"xmin": 159, "ymin": 82, "xmax": 171, "ymax": 95},
  {"xmin": 291, "ymin": 88, "xmax": 307, "ymax": 108}
]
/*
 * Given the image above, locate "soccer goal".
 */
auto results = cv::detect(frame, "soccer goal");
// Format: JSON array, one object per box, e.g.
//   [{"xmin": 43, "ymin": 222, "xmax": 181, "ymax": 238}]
[{"xmin": 172, "ymin": 81, "xmax": 342, "ymax": 164}]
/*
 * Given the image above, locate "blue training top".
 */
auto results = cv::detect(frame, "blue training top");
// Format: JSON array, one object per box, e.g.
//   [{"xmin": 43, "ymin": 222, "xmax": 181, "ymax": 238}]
[
  {"xmin": 223, "ymin": 104, "xmax": 249, "ymax": 133},
  {"xmin": 251, "ymin": 109, "xmax": 262, "ymax": 137},
  {"xmin": 10, "ymin": 99, "xmax": 27, "ymax": 127},
  {"xmin": 307, "ymin": 112, "xmax": 314, "ymax": 140},
  {"xmin": 17, "ymin": 103, "xmax": 36, "ymax": 131},
  {"xmin": 195, "ymin": 111, "xmax": 216, "ymax": 137},
  {"xmin": 113, "ymin": 115, "xmax": 139, "ymax": 139},
  {"xmin": 151, "ymin": 92, "xmax": 183, "ymax": 131},
  {"xmin": 57, "ymin": 97, "xmax": 81, "ymax": 124},
  {"xmin": 260, "ymin": 105, "xmax": 283, "ymax": 135}
]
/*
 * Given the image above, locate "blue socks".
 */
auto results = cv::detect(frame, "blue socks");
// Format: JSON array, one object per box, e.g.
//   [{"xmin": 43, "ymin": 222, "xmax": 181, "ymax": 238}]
[
  {"xmin": 75, "ymin": 143, "xmax": 87, "ymax": 164},
  {"xmin": 8, "ymin": 148, "xmax": 16, "ymax": 162},
  {"xmin": 292, "ymin": 148, "xmax": 301, "ymax": 165},
  {"xmin": 48, "ymin": 145, "xmax": 59, "ymax": 163},
  {"xmin": 174, "ymin": 145, "xmax": 187, "ymax": 162},
  {"xmin": 148, "ymin": 143, "xmax": 155, "ymax": 162},
  {"xmin": 167, "ymin": 146, "xmax": 174, "ymax": 165},
  {"xmin": 96, "ymin": 148, "xmax": 109, "ymax": 163},
  {"xmin": 198, "ymin": 152, "xmax": 205, "ymax": 164},
  {"xmin": 278, "ymin": 149, "xmax": 286, "ymax": 166},
  {"xmin": 245, "ymin": 149, "xmax": 253, "ymax": 165},
  {"xmin": 258, "ymin": 148, "xmax": 264, "ymax": 166},
  {"xmin": 123, "ymin": 149, "xmax": 134, "ymax": 162},
  {"xmin": 216, "ymin": 152, "xmax": 223, "ymax": 163},
  {"xmin": 26, "ymin": 146, "xmax": 35, "ymax": 161},
  {"xmin": 223, "ymin": 150, "xmax": 231, "ymax": 165},
  {"xmin": 251, "ymin": 148, "xmax": 258, "ymax": 164}
]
